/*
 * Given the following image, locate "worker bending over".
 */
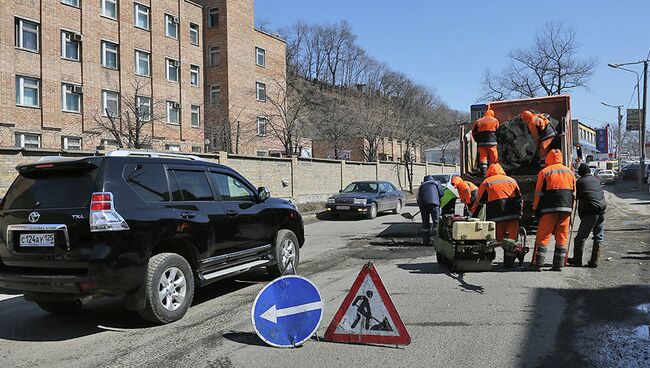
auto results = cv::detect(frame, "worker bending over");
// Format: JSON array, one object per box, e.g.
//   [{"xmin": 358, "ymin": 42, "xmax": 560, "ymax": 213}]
[
  {"xmin": 451, "ymin": 176, "xmax": 478, "ymax": 215},
  {"xmin": 521, "ymin": 111, "xmax": 557, "ymax": 166},
  {"xmin": 417, "ymin": 175, "xmax": 444, "ymax": 246},
  {"xmin": 470, "ymin": 163, "xmax": 523, "ymax": 265},
  {"xmin": 472, "ymin": 109, "xmax": 500, "ymax": 176},
  {"xmin": 531, "ymin": 149, "xmax": 576, "ymax": 271}
]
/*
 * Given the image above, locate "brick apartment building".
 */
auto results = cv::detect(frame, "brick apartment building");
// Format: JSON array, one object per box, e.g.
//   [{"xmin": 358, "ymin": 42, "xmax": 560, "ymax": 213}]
[
  {"xmin": 312, "ymin": 137, "xmax": 421, "ymax": 163},
  {"xmin": 198, "ymin": 0, "xmax": 288, "ymax": 157},
  {"xmin": 0, "ymin": 0, "xmax": 205, "ymax": 152}
]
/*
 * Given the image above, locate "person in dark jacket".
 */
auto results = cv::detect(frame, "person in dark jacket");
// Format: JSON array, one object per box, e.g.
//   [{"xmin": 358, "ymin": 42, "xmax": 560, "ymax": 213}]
[
  {"xmin": 568, "ymin": 164, "xmax": 607, "ymax": 268},
  {"xmin": 417, "ymin": 175, "xmax": 444, "ymax": 246}
]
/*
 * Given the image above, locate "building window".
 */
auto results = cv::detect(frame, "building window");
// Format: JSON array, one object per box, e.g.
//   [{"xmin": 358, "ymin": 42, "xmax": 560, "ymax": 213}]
[
  {"xmin": 101, "ymin": 0, "xmax": 117, "ymax": 19},
  {"xmin": 101, "ymin": 41, "xmax": 119, "ymax": 69},
  {"xmin": 208, "ymin": 7, "xmax": 219, "ymax": 27},
  {"xmin": 190, "ymin": 65, "xmax": 200, "ymax": 87},
  {"xmin": 136, "ymin": 96, "xmax": 151, "ymax": 121},
  {"xmin": 208, "ymin": 45, "xmax": 220, "ymax": 66},
  {"xmin": 62, "ymin": 83, "xmax": 82, "ymax": 112},
  {"xmin": 102, "ymin": 90, "xmax": 119, "ymax": 117},
  {"xmin": 61, "ymin": 30, "xmax": 81, "ymax": 60},
  {"xmin": 256, "ymin": 82, "xmax": 266, "ymax": 102},
  {"xmin": 167, "ymin": 101, "xmax": 180, "ymax": 124},
  {"xmin": 210, "ymin": 85, "xmax": 221, "ymax": 106},
  {"xmin": 61, "ymin": 0, "xmax": 80, "ymax": 7},
  {"xmin": 166, "ymin": 58, "xmax": 179, "ymax": 82},
  {"xmin": 256, "ymin": 47, "xmax": 265, "ymax": 67},
  {"xmin": 135, "ymin": 50, "xmax": 150, "ymax": 76},
  {"xmin": 191, "ymin": 105, "xmax": 200, "ymax": 127},
  {"xmin": 15, "ymin": 18, "xmax": 39, "ymax": 52},
  {"xmin": 165, "ymin": 144, "xmax": 181, "ymax": 152},
  {"xmin": 134, "ymin": 3, "xmax": 150, "ymax": 30},
  {"xmin": 256, "ymin": 150, "xmax": 268, "ymax": 157},
  {"xmin": 62, "ymin": 136, "xmax": 82, "ymax": 150},
  {"xmin": 257, "ymin": 117, "xmax": 268, "ymax": 136},
  {"xmin": 15, "ymin": 133, "xmax": 41, "ymax": 149},
  {"xmin": 192, "ymin": 146, "xmax": 202, "ymax": 153},
  {"xmin": 165, "ymin": 14, "xmax": 178, "ymax": 39},
  {"xmin": 189, "ymin": 23, "xmax": 199, "ymax": 45},
  {"xmin": 15, "ymin": 76, "xmax": 40, "ymax": 107}
]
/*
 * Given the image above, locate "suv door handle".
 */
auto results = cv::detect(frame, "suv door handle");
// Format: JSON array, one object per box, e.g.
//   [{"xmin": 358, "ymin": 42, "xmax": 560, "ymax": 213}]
[
  {"xmin": 180, "ymin": 212, "xmax": 196, "ymax": 219},
  {"xmin": 226, "ymin": 210, "xmax": 238, "ymax": 217}
]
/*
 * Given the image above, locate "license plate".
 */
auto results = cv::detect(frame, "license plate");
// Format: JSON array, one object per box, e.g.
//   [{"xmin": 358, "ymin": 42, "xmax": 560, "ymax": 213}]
[
  {"xmin": 19, "ymin": 233, "xmax": 55, "ymax": 247},
  {"xmin": 336, "ymin": 206, "xmax": 350, "ymax": 210}
]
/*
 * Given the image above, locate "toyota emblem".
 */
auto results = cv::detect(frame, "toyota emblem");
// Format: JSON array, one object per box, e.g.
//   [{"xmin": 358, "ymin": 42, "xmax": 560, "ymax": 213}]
[{"xmin": 28, "ymin": 212, "xmax": 40, "ymax": 223}]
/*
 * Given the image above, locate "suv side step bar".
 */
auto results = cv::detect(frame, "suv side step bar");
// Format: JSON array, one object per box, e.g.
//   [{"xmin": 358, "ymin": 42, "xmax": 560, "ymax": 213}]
[{"xmin": 200, "ymin": 259, "xmax": 270, "ymax": 281}]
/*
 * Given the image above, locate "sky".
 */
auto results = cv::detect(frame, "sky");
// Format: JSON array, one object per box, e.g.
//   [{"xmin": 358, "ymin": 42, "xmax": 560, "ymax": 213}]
[{"xmin": 255, "ymin": 0, "xmax": 650, "ymax": 129}]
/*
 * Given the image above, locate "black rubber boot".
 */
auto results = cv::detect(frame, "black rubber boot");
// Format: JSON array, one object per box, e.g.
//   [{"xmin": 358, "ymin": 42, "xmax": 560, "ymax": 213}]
[
  {"xmin": 568, "ymin": 239, "xmax": 584, "ymax": 267},
  {"xmin": 551, "ymin": 246, "xmax": 567, "ymax": 271},
  {"xmin": 587, "ymin": 241, "xmax": 602, "ymax": 268},
  {"xmin": 422, "ymin": 230, "xmax": 431, "ymax": 247},
  {"xmin": 503, "ymin": 250, "xmax": 516, "ymax": 268},
  {"xmin": 480, "ymin": 165, "xmax": 487, "ymax": 177},
  {"xmin": 530, "ymin": 244, "xmax": 546, "ymax": 271}
]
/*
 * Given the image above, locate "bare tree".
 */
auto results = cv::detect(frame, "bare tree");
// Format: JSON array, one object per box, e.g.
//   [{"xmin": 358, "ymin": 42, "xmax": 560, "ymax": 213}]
[
  {"xmin": 352, "ymin": 92, "xmax": 394, "ymax": 161},
  {"xmin": 479, "ymin": 21, "xmax": 597, "ymax": 102},
  {"xmin": 310, "ymin": 91, "xmax": 355, "ymax": 159}
]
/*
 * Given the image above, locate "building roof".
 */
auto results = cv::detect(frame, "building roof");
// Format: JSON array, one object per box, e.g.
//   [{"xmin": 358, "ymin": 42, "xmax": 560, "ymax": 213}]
[{"xmin": 424, "ymin": 140, "xmax": 460, "ymax": 152}]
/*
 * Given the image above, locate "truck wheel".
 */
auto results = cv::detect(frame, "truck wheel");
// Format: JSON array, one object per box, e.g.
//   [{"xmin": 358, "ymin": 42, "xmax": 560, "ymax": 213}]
[
  {"xmin": 366, "ymin": 204, "xmax": 378, "ymax": 219},
  {"xmin": 392, "ymin": 200, "xmax": 402, "ymax": 214},
  {"xmin": 35, "ymin": 300, "xmax": 82, "ymax": 314},
  {"xmin": 138, "ymin": 253, "xmax": 194, "ymax": 324},
  {"xmin": 267, "ymin": 229, "xmax": 300, "ymax": 278}
]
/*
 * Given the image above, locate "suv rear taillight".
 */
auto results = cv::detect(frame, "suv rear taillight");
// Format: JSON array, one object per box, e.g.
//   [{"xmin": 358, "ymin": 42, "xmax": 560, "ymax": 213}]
[{"xmin": 89, "ymin": 192, "xmax": 129, "ymax": 232}]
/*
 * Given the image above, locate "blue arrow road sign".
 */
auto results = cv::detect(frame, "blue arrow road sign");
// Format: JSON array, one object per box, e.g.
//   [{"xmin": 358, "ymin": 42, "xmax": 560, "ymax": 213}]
[{"xmin": 252, "ymin": 275, "xmax": 324, "ymax": 348}]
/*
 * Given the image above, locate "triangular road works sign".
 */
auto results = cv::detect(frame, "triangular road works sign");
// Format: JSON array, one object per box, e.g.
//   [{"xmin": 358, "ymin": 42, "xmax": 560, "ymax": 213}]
[{"xmin": 324, "ymin": 263, "xmax": 411, "ymax": 345}]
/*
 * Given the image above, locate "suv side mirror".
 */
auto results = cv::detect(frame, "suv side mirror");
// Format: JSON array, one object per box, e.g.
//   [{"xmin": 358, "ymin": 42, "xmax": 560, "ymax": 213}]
[{"xmin": 257, "ymin": 187, "xmax": 271, "ymax": 202}]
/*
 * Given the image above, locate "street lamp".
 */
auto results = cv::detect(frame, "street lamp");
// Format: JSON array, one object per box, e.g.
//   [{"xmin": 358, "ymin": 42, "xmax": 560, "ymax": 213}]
[
  {"xmin": 608, "ymin": 60, "xmax": 648, "ymax": 189},
  {"xmin": 601, "ymin": 101, "xmax": 623, "ymax": 172}
]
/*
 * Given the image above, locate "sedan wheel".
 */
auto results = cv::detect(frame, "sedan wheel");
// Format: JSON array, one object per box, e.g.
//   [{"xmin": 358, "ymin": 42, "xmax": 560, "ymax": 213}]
[
  {"xmin": 393, "ymin": 200, "xmax": 402, "ymax": 214},
  {"xmin": 366, "ymin": 203, "xmax": 378, "ymax": 219}
]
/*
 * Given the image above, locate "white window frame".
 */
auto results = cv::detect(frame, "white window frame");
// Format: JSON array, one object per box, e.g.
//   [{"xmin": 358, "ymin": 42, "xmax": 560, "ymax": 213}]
[
  {"xmin": 165, "ymin": 144, "xmax": 181, "ymax": 152},
  {"xmin": 62, "ymin": 136, "xmax": 82, "ymax": 150},
  {"xmin": 101, "ymin": 40, "xmax": 119, "ymax": 69},
  {"xmin": 135, "ymin": 49, "xmax": 150, "ymax": 76},
  {"xmin": 190, "ymin": 65, "xmax": 200, "ymax": 87},
  {"xmin": 210, "ymin": 85, "xmax": 221, "ymax": 106},
  {"xmin": 15, "ymin": 76, "xmax": 40, "ymax": 107},
  {"xmin": 165, "ymin": 14, "xmax": 178, "ymax": 39},
  {"xmin": 191, "ymin": 105, "xmax": 200, "ymax": 127},
  {"xmin": 255, "ymin": 47, "xmax": 266, "ymax": 67},
  {"xmin": 61, "ymin": 0, "xmax": 80, "ymax": 7},
  {"xmin": 207, "ymin": 7, "xmax": 219, "ymax": 27},
  {"xmin": 166, "ymin": 101, "xmax": 180, "ymax": 124},
  {"xmin": 256, "ymin": 82, "xmax": 266, "ymax": 102},
  {"xmin": 61, "ymin": 30, "xmax": 81, "ymax": 61},
  {"xmin": 134, "ymin": 3, "xmax": 150, "ymax": 30},
  {"xmin": 189, "ymin": 23, "xmax": 199, "ymax": 45},
  {"xmin": 15, "ymin": 133, "xmax": 41, "ymax": 149},
  {"xmin": 16, "ymin": 18, "xmax": 39, "ymax": 52},
  {"xmin": 102, "ymin": 90, "xmax": 119, "ymax": 117},
  {"xmin": 61, "ymin": 83, "xmax": 82, "ymax": 113},
  {"xmin": 166, "ymin": 58, "xmax": 179, "ymax": 82},
  {"xmin": 136, "ymin": 96, "xmax": 151, "ymax": 122},
  {"xmin": 208, "ymin": 45, "xmax": 220, "ymax": 67},
  {"xmin": 256, "ymin": 150, "xmax": 268, "ymax": 157},
  {"xmin": 257, "ymin": 117, "xmax": 268, "ymax": 136},
  {"xmin": 100, "ymin": 0, "xmax": 118, "ymax": 19}
]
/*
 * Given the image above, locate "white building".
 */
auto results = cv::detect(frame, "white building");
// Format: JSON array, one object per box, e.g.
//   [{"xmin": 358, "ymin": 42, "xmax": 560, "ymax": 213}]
[{"xmin": 424, "ymin": 140, "xmax": 460, "ymax": 165}]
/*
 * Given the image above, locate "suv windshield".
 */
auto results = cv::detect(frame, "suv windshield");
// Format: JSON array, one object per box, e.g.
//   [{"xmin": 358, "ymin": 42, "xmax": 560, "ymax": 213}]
[
  {"xmin": 342, "ymin": 182, "xmax": 378, "ymax": 193},
  {"xmin": 3, "ymin": 168, "xmax": 97, "ymax": 209}
]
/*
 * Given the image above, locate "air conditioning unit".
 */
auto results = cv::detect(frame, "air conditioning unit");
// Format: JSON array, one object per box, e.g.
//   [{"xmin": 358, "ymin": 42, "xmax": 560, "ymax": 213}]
[
  {"xmin": 72, "ymin": 85, "xmax": 83, "ymax": 94},
  {"xmin": 171, "ymin": 102, "xmax": 181, "ymax": 109},
  {"xmin": 173, "ymin": 16, "xmax": 180, "ymax": 24},
  {"xmin": 72, "ymin": 33, "xmax": 84, "ymax": 42}
]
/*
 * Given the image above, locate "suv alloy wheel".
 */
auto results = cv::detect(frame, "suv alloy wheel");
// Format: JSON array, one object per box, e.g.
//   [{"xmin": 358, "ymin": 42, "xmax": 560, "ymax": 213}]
[{"xmin": 267, "ymin": 229, "xmax": 300, "ymax": 278}]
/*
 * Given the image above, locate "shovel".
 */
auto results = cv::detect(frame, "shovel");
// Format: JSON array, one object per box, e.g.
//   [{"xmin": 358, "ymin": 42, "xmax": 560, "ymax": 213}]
[{"xmin": 401, "ymin": 211, "xmax": 420, "ymax": 220}]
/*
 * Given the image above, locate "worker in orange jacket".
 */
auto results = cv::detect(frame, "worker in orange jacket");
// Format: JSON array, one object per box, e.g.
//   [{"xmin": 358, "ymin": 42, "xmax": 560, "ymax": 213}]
[
  {"xmin": 451, "ymin": 176, "xmax": 478, "ymax": 214},
  {"xmin": 521, "ymin": 111, "xmax": 557, "ymax": 165},
  {"xmin": 470, "ymin": 163, "xmax": 523, "ymax": 267},
  {"xmin": 472, "ymin": 109, "xmax": 500, "ymax": 176},
  {"xmin": 531, "ymin": 149, "xmax": 576, "ymax": 271}
]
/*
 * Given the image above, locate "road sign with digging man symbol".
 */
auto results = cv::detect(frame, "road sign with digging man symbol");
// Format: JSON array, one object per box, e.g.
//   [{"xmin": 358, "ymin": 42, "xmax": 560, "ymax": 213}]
[{"xmin": 324, "ymin": 263, "xmax": 410, "ymax": 345}]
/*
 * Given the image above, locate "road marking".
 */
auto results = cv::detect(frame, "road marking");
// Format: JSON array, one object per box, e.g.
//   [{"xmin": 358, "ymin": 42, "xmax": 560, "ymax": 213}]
[
  {"xmin": 260, "ymin": 301, "xmax": 323, "ymax": 324},
  {"xmin": 0, "ymin": 294, "xmax": 22, "ymax": 302}
]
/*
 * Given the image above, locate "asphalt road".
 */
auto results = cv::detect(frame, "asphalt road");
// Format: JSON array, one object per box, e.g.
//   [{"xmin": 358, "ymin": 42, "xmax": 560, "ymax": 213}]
[{"xmin": 0, "ymin": 182, "xmax": 648, "ymax": 368}]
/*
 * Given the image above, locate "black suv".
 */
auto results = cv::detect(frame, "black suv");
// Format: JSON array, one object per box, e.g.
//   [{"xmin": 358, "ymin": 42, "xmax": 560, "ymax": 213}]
[{"xmin": 0, "ymin": 151, "xmax": 304, "ymax": 323}]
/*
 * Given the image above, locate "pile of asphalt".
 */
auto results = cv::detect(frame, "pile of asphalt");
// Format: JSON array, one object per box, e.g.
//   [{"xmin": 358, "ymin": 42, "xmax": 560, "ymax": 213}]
[{"xmin": 496, "ymin": 116, "xmax": 540, "ymax": 175}]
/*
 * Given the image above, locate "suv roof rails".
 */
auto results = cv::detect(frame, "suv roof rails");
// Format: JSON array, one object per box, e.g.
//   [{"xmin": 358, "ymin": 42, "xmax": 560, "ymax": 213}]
[
  {"xmin": 37, "ymin": 156, "xmax": 86, "ymax": 163},
  {"xmin": 106, "ymin": 150, "xmax": 202, "ymax": 161}
]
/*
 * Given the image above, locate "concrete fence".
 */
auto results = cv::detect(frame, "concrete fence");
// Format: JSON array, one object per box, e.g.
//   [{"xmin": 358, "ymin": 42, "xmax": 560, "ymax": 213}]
[{"xmin": 0, "ymin": 147, "xmax": 459, "ymax": 203}]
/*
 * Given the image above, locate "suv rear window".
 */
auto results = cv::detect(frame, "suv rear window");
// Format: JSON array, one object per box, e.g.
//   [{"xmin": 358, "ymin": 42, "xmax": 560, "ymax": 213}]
[{"xmin": 4, "ymin": 169, "xmax": 96, "ymax": 209}]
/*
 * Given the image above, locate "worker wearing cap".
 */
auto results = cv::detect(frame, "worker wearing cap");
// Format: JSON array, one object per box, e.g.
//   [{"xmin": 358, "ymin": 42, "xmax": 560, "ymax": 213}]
[
  {"xmin": 472, "ymin": 109, "xmax": 500, "ymax": 176},
  {"xmin": 531, "ymin": 149, "xmax": 576, "ymax": 271},
  {"xmin": 470, "ymin": 163, "xmax": 523, "ymax": 266},
  {"xmin": 417, "ymin": 175, "xmax": 444, "ymax": 246},
  {"xmin": 451, "ymin": 176, "xmax": 478, "ymax": 210},
  {"xmin": 521, "ymin": 111, "xmax": 557, "ymax": 165}
]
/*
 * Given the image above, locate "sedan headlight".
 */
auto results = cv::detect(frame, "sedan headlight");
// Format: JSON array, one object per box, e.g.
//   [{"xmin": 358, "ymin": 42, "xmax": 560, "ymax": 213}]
[
  {"xmin": 353, "ymin": 198, "xmax": 367, "ymax": 205},
  {"xmin": 327, "ymin": 197, "xmax": 335, "ymax": 204}
]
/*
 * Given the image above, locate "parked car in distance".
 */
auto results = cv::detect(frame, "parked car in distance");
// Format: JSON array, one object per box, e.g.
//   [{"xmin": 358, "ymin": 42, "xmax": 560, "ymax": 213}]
[
  {"xmin": 596, "ymin": 169, "xmax": 616, "ymax": 184},
  {"xmin": 427, "ymin": 173, "xmax": 461, "ymax": 186},
  {"xmin": 326, "ymin": 181, "xmax": 405, "ymax": 219},
  {"xmin": 621, "ymin": 164, "xmax": 639, "ymax": 180},
  {"xmin": 0, "ymin": 150, "xmax": 304, "ymax": 324}
]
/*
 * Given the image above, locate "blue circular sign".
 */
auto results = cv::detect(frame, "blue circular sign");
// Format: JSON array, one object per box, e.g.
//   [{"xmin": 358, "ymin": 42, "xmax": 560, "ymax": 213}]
[{"xmin": 252, "ymin": 275, "xmax": 324, "ymax": 348}]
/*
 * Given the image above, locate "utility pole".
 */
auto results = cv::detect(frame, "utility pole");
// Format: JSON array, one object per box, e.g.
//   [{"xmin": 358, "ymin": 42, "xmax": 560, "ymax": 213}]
[
  {"xmin": 601, "ymin": 102, "xmax": 623, "ymax": 171},
  {"xmin": 641, "ymin": 60, "xmax": 648, "ymax": 189}
]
